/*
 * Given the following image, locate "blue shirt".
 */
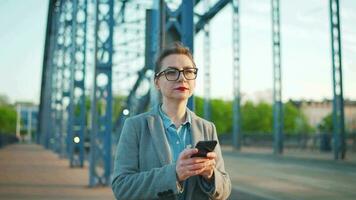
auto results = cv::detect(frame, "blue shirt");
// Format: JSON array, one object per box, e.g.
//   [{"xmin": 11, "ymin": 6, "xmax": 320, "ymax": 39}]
[
  {"xmin": 158, "ymin": 105, "xmax": 192, "ymax": 162},
  {"xmin": 158, "ymin": 105, "xmax": 215, "ymax": 198}
]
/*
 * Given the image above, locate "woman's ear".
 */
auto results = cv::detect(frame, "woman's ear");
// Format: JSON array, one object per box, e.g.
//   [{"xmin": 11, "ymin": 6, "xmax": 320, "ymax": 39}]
[{"xmin": 154, "ymin": 78, "xmax": 160, "ymax": 90}]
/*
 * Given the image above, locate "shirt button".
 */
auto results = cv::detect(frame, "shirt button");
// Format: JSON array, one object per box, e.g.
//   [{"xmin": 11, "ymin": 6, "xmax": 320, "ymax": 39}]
[{"xmin": 176, "ymin": 141, "xmax": 180, "ymax": 144}]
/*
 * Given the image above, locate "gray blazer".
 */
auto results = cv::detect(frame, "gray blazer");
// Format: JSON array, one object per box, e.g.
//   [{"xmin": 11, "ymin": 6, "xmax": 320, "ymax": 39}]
[{"xmin": 112, "ymin": 105, "xmax": 231, "ymax": 200}]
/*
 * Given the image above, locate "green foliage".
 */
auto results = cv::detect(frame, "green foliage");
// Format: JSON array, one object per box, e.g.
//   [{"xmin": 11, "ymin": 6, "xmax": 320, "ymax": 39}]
[
  {"xmin": 194, "ymin": 96, "xmax": 204, "ymax": 118},
  {"xmin": 113, "ymin": 95, "xmax": 126, "ymax": 122},
  {"xmin": 195, "ymin": 96, "xmax": 313, "ymax": 135},
  {"xmin": 318, "ymin": 113, "xmax": 333, "ymax": 132},
  {"xmin": 195, "ymin": 97, "xmax": 232, "ymax": 134},
  {"xmin": 242, "ymin": 101, "xmax": 272, "ymax": 133},
  {"xmin": 77, "ymin": 94, "xmax": 314, "ymax": 136},
  {"xmin": 0, "ymin": 106, "xmax": 17, "ymax": 134},
  {"xmin": 211, "ymin": 99, "xmax": 233, "ymax": 134},
  {"xmin": 0, "ymin": 95, "xmax": 17, "ymax": 134},
  {"xmin": 76, "ymin": 95, "xmax": 126, "ymax": 125},
  {"xmin": 0, "ymin": 94, "xmax": 10, "ymax": 105},
  {"xmin": 284, "ymin": 102, "xmax": 314, "ymax": 134}
]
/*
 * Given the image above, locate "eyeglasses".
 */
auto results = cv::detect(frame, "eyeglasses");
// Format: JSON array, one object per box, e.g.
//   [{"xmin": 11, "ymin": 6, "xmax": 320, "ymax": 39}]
[{"xmin": 155, "ymin": 67, "xmax": 198, "ymax": 81}]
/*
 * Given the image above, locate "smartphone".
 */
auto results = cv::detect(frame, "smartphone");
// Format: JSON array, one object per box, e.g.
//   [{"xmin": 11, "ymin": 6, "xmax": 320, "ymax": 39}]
[{"xmin": 191, "ymin": 140, "xmax": 217, "ymax": 158}]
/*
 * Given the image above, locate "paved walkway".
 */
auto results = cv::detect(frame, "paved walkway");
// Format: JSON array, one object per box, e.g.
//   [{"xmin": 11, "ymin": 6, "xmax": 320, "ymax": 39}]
[
  {"xmin": 0, "ymin": 144, "xmax": 114, "ymax": 200},
  {"xmin": 1, "ymin": 144, "xmax": 356, "ymax": 200},
  {"xmin": 223, "ymin": 146, "xmax": 356, "ymax": 200}
]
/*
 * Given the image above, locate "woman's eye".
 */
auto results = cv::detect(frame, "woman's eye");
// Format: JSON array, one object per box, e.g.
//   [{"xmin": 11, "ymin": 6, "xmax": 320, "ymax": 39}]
[
  {"xmin": 166, "ymin": 70, "xmax": 178, "ymax": 75},
  {"xmin": 185, "ymin": 69, "xmax": 195, "ymax": 74}
]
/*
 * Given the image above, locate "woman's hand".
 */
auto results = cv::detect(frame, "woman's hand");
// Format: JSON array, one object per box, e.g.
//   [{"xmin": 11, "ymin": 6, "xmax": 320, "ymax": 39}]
[
  {"xmin": 176, "ymin": 148, "xmax": 211, "ymax": 181},
  {"xmin": 198, "ymin": 152, "xmax": 216, "ymax": 181},
  {"xmin": 175, "ymin": 149, "xmax": 216, "ymax": 182}
]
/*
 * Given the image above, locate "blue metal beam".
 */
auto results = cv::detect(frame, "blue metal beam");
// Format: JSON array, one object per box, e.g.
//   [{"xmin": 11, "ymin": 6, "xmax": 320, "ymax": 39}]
[
  {"xmin": 160, "ymin": 0, "xmax": 194, "ymax": 109},
  {"xmin": 39, "ymin": 0, "xmax": 59, "ymax": 148},
  {"xmin": 89, "ymin": 0, "xmax": 114, "ymax": 186},
  {"xmin": 146, "ymin": 8, "xmax": 159, "ymax": 108},
  {"xmin": 51, "ymin": 0, "xmax": 66, "ymax": 155},
  {"xmin": 195, "ymin": 0, "xmax": 231, "ymax": 34},
  {"xmin": 203, "ymin": 0, "xmax": 211, "ymax": 121},
  {"xmin": 272, "ymin": 0, "xmax": 283, "ymax": 154},
  {"xmin": 113, "ymin": 65, "xmax": 150, "ymax": 133},
  {"xmin": 329, "ymin": 0, "xmax": 346, "ymax": 160},
  {"xmin": 232, "ymin": 0, "xmax": 242, "ymax": 150},
  {"xmin": 113, "ymin": 8, "xmax": 160, "ymax": 142},
  {"xmin": 61, "ymin": 0, "xmax": 74, "ymax": 158},
  {"xmin": 66, "ymin": 0, "xmax": 77, "ymax": 164},
  {"xmin": 67, "ymin": 0, "xmax": 88, "ymax": 168}
]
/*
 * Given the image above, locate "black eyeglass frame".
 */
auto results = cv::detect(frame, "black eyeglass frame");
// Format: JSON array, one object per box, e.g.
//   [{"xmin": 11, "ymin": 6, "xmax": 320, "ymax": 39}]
[{"xmin": 154, "ymin": 67, "xmax": 199, "ymax": 81}]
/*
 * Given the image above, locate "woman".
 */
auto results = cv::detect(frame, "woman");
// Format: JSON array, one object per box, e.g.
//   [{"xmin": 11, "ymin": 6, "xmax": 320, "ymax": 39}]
[{"xmin": 112, "ymin": 43, "xmax": 231, "ymax": 200}]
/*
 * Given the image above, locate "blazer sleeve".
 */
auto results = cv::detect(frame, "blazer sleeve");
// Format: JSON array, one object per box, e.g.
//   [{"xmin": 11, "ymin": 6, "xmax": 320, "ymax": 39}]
[
  {"xmin": 111, "ymin": 118, "xmax": 180, "ymax": 200},
  {"xmin": 198, "ymin": 122, "xmax": 232, "ymax": 200}
]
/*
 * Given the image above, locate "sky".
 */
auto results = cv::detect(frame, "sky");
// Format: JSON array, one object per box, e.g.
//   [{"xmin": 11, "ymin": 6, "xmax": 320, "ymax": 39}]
[
  {"xmin": 0, "ymin": 0, "xmax": 355, "ymax": 105},
  {"xmin": 0, "ymin": 0, "xmax": 48, "ymax": 104},
  {"xmin": 194, "ymin": 0, "xmax": 356, "ymax": 102}
]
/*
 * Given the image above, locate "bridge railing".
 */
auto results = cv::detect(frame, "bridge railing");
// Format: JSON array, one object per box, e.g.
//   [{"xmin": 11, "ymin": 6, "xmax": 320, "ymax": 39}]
[
  {"xmin": 0, "ymin": 133, "xmax": 19, "ymax": 149},
  {"xmin": 219, "ymin": 132, "xmax": 356, "ymax": 152}
]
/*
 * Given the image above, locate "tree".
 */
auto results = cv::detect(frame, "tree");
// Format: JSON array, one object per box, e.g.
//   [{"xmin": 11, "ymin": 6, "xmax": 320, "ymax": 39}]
[
  {"xmin": 241, "ymin": 101, "xmax": 272, "ymax": 133},
  {"xmin": 0, "ymin": 95, "xmax": 9, "ymax": 105},
  {"xmin": 0, "ymin": 94, "xmax": 17, "ymax": 134},
  {"xmin": 284, "ymin": 102, "xmax": 313, "ymax": 134},
  {"xmin": 112, "ymin": 95, "xmax": 126, "ymax": 123},
  {"xmin": 195, "ymin": 96, "xmax": 232, "ymax": 135},
  {"xmin": 318, "ymin": 113, "xmax": 333, "ymax": 133},
  {"xmin": 211, "ymin": 98, "xmax": 233, "ymax": 134},
  {"xmin": 195, "ymin": 96, "xmax": 313, "ymax": 136}
]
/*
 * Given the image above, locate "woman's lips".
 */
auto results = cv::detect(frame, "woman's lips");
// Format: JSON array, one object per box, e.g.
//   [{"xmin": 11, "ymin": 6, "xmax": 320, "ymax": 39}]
[{"xmin": 175, "ymin": 87, "xmax": 189, "ymax": 91}]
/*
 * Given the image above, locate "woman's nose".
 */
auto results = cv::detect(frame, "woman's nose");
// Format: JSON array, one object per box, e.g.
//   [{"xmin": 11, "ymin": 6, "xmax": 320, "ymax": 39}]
[{"xmin": 177, "ymin": 71, "xmax": 187, "ymax": 81}]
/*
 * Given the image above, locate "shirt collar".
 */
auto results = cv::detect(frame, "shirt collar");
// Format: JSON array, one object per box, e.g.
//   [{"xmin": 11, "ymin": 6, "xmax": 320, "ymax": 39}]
[{"xmin": 158, "ymin": 104, "xmax": 191, "ymax": 129}]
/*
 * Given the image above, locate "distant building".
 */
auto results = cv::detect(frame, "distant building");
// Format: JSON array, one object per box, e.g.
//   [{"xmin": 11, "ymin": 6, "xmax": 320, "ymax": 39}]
[
  {"xmin": 291, "ymin": 99, "xmax": 356, "ymax": 132},
  {"xmin": 14, "ymin": 102, "xmax": 38, "ymax": 142}
]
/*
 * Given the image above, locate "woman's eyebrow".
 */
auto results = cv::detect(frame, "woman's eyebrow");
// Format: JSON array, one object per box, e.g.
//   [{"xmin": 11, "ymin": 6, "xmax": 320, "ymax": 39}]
[
  {"xmin": 166, "ymin": 66, "xmax": 179, "ymax": 69},
  {"xmin": 165, "ymin": 66, "xmax": 194, "ymax": 69}
]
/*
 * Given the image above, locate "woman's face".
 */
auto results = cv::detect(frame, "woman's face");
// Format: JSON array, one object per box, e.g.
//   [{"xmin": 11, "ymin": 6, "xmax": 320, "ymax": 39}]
[{"xmin": 155, "ymin": 54, "xmax": 196, "ymax": 103}]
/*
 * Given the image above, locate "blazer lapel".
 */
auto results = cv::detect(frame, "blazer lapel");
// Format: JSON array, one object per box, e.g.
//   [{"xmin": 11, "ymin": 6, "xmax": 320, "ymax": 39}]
[
  {"xmin": 186, "ymin": 109, "xmax": 203, "ymax": 193},
  {"xmin": 147, "ymin": 106, "xmax": 173, "ymax": 166},
  {"xmin": 187, "ymin": 109, "xmax": 204, "ymax": 147}
]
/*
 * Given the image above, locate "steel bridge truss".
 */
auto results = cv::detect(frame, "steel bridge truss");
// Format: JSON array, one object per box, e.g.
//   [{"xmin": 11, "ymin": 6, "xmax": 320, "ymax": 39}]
[{"xmin": 38, "ymin": 0, "xmax": 349, "ymax": 189}]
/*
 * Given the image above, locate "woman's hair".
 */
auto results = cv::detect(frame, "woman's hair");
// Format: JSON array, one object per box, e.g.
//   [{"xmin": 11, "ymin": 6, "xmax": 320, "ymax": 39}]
[{"xmin": 154, "ymin": 42, "xmax": 196, "ymax": 77}]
